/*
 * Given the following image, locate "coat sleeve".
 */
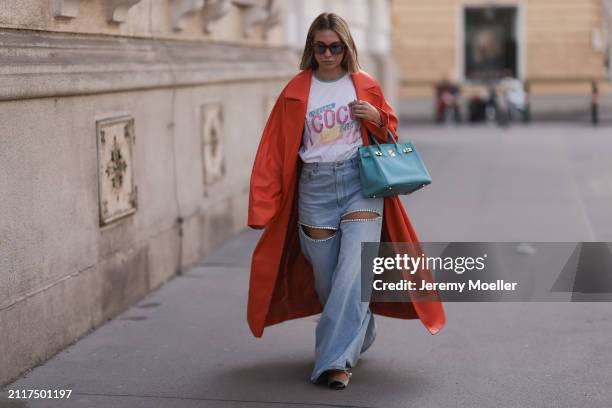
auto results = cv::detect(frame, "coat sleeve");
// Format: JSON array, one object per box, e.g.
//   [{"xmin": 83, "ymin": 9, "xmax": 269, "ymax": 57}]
[
  {"xmin": 247, "ymin": 93, "xmax": 286, "ymax": 229},
  {"xmin": 362, "ymin": 84, "xmax": 399, "ymax": 144}
]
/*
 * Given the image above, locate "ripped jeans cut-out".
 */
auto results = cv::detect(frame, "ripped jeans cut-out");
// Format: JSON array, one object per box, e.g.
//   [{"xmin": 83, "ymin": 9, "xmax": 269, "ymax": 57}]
[
  {"xmin": 340, "ymin": 209, "xmax": 381, "ymax": 223},
  {"xmin": 299, "ymin": 223, "xmax": 338, "ymax": 242}
]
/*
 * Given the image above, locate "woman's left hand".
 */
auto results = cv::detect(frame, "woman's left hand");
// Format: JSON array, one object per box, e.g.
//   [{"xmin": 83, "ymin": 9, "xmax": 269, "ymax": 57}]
[{"xmin": 349, "ymin": 100, "xmax": 382, "ymax": 125}]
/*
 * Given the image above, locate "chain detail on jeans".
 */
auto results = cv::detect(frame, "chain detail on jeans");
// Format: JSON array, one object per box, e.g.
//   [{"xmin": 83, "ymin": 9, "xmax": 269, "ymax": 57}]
[
  {"xmin": 299, "ymin": 222, "xmax": 338, "ymax": 231},
  {"xmin": 340, "ymin": 209, "xmax": 381, "ymax": 220}
]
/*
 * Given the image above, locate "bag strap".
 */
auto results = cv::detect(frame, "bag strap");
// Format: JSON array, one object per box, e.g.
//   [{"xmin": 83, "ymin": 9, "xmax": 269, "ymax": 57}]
[{"xmin": 366, "ymin": 129, "xmax": 403, "ymax": 150}]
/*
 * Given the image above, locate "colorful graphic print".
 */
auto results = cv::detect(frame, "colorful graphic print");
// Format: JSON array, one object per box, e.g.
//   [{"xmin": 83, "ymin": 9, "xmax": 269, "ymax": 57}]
[{"xmin": 303, "ymin": 102, "xmax": 361, "ymax": 148}]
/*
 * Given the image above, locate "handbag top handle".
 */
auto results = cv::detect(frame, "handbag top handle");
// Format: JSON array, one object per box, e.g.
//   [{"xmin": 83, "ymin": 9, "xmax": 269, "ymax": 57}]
[{"xmin": 366, "ymin": 129, "xmax": 411, "ymax": 151}]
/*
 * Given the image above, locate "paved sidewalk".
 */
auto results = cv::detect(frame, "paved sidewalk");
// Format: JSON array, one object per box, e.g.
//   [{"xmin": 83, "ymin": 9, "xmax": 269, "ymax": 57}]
[
  {"xmin": 2, "ymin": 229, "xmax": 612, "ymax": 408},
  {"xmin": 2, "ymin": 124, "xmax": 612, "ymax": 407}
]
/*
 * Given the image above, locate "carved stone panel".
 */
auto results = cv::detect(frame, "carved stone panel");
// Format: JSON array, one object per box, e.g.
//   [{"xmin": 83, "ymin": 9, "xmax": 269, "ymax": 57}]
[
  {"xmin": 201, "ymin": 104, "xmax": 225, "ymax": 191},
  {"xmin": 96, "ymin": 116, "xmax": 137, "ymax": 226}
]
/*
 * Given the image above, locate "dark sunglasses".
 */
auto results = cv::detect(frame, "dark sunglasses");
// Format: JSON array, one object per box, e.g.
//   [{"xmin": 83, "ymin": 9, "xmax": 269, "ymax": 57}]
[{"xmin": 313, "ymin": 42, "xmax": 345, "ymax": 55}]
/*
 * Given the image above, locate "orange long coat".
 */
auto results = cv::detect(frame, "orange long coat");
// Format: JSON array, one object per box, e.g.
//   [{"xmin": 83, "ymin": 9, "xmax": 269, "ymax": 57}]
[{"xmin": 247, "ymin": 67, "xmax": 446, "ymax": 338}]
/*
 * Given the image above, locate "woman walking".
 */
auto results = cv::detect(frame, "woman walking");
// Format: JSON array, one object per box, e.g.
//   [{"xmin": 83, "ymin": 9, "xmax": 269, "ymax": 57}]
[{"xmin": 247, "ymin": 12, "xmax": 446, "ymax": 389}]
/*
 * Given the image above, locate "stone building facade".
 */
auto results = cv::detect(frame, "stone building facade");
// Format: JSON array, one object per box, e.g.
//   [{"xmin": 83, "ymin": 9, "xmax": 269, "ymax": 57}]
[
  {"xmin": 392, "ymin": 0, "xmax": 612, "ymax": 119},
  {"xmin": 0, "ymin": 0, "xmax": 395, "ymax": 386}
]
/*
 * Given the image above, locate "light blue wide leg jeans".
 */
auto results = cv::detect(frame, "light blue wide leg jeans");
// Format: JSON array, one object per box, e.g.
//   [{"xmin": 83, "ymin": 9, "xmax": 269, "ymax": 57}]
[{"xmin": 297, "ymin": 152, "xmax": 384, "ymax": 384}]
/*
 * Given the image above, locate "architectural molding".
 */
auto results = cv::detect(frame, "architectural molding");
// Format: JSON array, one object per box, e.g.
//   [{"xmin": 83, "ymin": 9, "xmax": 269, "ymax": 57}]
[
  {"xmin": 108, "ymin": 0, "xmax": 143, "ymax": 24},
  {"xmin": 172, "ymin": 0, "xmax": 205, "ymax": 31},
  {"xmin": 52, "ymin": 0, "xmax": 279, "ymax": 37},
  {"xmin": 202, "ymin": 0, "xmax": 232, "ymax": 34},
  {"xmin": 261, "ymin": 0, "xmax": 281, "ymax": 39},
  {"xmin": 53, "ymin": 0, "xmax": 80, "ymax": 19},
  {"xmin": 232, "ymin": 0, "xmax": 280, "ymax": 38},
  {"xmin": 0, "ymin": 29, "xmax": 296, "ymax": 101}
]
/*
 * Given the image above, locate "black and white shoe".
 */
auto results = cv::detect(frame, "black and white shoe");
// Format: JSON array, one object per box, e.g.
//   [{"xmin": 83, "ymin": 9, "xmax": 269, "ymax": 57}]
[{"xmin": 327, "ymin": 370, "xmax": 352, "ymax": 390}]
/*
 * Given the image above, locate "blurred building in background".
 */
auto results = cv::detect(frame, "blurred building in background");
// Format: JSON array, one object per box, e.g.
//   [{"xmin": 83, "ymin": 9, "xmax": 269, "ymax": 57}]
[
  {"xmin": 392, "ymin": 0, "xmax": 612, "ymax": 122},
  {"xmin": 0, "ymin": 0, "xmax": 394, "ymax": 385}
]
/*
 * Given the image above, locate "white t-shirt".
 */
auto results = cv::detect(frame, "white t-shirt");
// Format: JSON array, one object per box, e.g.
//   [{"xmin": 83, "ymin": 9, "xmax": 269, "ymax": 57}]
[{"xmin": 298, "ymin": 72, "xmax": 363, "ymax": 163}]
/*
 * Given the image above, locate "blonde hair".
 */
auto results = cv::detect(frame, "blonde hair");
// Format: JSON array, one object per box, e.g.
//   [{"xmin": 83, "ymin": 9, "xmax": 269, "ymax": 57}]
[{"xmin": 299, "ymin": 12, "xmax": 361, "ymax": 73}]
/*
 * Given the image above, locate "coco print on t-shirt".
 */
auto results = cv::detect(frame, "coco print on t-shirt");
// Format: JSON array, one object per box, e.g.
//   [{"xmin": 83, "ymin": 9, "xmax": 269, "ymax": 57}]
[{"xmin": 303, "ymin": 102, "xmax": 361, "ymax": 148}]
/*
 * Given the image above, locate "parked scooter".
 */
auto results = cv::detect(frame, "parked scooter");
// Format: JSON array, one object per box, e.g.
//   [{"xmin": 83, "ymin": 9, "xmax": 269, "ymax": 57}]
[{"xmin": 498, "ymin": 75, "xmax": 529, "ymax": 123}]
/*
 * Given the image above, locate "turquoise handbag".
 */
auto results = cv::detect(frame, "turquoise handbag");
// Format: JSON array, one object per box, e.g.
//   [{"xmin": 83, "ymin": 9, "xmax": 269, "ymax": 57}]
[{"xmin": 358, "ymin": 129, "xmax": 432, "ymax": 198}]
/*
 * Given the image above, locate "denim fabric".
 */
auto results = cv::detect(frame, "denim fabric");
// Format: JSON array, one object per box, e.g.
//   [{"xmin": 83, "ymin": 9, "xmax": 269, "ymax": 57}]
[{"xmin": 297, "ymin": 151, "xmax": 384, "ymax": 383}]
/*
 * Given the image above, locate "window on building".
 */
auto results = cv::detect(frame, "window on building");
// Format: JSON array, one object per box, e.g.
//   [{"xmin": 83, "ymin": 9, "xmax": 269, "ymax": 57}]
[{"xmin": 464, "ymin": 6, "xmax": 518, "ymax": 81}]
